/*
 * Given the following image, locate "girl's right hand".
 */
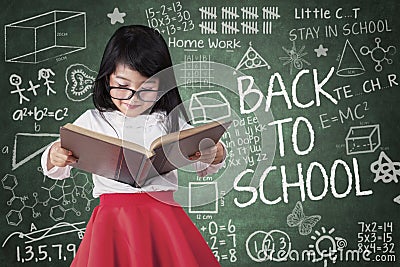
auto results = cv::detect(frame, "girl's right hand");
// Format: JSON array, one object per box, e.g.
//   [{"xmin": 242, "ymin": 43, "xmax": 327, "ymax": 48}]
[{"xmin": 47, "ymin": 141, "xmax": 77, "ymax": 170}]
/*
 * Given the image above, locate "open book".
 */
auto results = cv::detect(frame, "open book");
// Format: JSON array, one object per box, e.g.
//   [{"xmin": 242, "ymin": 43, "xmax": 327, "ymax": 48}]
[{"xmin": 60, "ymin": 120, "xmax": 231, "ymax": 187}]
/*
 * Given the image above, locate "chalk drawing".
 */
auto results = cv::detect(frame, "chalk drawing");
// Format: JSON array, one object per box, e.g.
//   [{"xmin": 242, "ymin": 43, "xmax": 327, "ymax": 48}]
[
  {"xmin": 38, "ymin": 68, "xmax": 56, "ymax": 95},
  {"xmin": 287, "ymin": 201, "xmax": 321, "ymax": 236},
  {"xmin": 188, "ymin": 182, "xmax": 218, "ymax": 214},
  {"xmin": 5, "ymin": 10, "xmax": 86, "ymax": 64},
  {"xmin": 345, "ymin": 125, "xmax": 380, "ymax": 155},
  {"xmin": 189, "ymin": 91, "xmax": 231, "ymax": 124},
  {"xmin": 245, "ymin": 230, "xmax": 291, "ymax": 262},
  {"xmin": 2, "ymin": 221, "xmax": 86, "ymax": 247},
  {"xmin": 236, "ymin": 42, "xmax": 271, "ymax": 72},
  {"xmin": 107, "ymin": 7, "xmax": 126, "ymax": 25},
  {"xmin": 394, "ymin": 195, "xmax": 400, "ymax": 205},
  {"xmin": 279, "ymin": 41, "xmax": 310, "ymax": 75},
  {"xmin": 10, "ymin": 74, "xmax": 30, "ymax": 104},
  {"xmin": 314, "ymin": 44, "xmax": 329, "ymax": 57},
  {"xmin": 309, "ymin": 227, "xmax": 347, "ymax": 267},
  {"xmin": 12, "ymin": 133, "xmax": 59, "ymax": 170},
  {"xmin": 370, "ymin": 151, "xmax": 400, "ymax": 184},
  {"xmin": 336, "ymin": 39, "xmax": 365, "ymax": 77},
  {"xmin": 360, "ymin": 37, "xmax": 396, "ymax": 72},
  {"xmin": 65, "ymin": 63, "xmax": 97, "ymax": 101}
]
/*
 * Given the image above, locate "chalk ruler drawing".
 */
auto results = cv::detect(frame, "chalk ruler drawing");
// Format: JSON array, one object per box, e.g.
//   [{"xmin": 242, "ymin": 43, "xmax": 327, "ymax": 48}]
[
  {"xmin": 188, "ymin": 182, "xmax": 218, "ymax": 214},
  {"xmin": 5, "ymin": 10, "xmax": 86, "ymax": 64},
  {"xmin": 309, "ymin": 227, "xmax": 347, "ymax": 267},
  {"xmin": 370, "ymin": 151, "xmax": 400, "ymax": 184},
  {"xmin": 236, "ymin": 42, "xmax": 271, "ymax": 72},
  {"xmin": 279, "ymin": 41, "xmax": 310, "ymax": 75},
  {"xmin": 336, "ymin": 39, "xmax": 365, "ymax": 77},
  {"xmin": 2, "ymin": 221, "xmax": 86, "ymax": 247},
  {"xmin": 12, "ymin": 133, "xmax": 59, "ymax": 170},
  {"xmin": 360, "ymin": 37, "xmax": 396, "ymax": 72},
  {"xmin": 287, "ymin": 201, "xmax": 321, "ymax": 236},
  {"xmin": 189, "ymin": 91, "xmax": 231, "ymax": 124},
  {"xmin": 345, "ymin": 125, "xmax": 380, "ymax": 155},
  {"xmin": 65, "ymin": 63, "xmax": 97, "ymax": 101}
]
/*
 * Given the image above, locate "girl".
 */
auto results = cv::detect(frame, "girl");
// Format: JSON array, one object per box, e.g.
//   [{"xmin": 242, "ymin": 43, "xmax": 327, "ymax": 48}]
[{"xmin": 41, "ymin": 25, "xmax": 225, "ymax": 267}]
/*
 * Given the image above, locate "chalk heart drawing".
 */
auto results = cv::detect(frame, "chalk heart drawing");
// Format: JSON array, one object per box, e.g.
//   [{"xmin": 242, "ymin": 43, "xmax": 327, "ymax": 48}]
[
  {"xmin": 370, "ymin": 151, "xmax": 400, "ymax": 184},
  {"xmin": 287, "ymin": 201, "xmax": 321, "ymax": 236},
  {"xmin": 65, "ymin": 63, "xmax": 97, "ymax": 102}
]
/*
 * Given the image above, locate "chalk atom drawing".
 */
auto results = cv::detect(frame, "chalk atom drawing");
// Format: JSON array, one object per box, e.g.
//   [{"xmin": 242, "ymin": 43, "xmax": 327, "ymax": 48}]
[
  {"xmin": 360, "ymin": 37, "xmax": 396, "ymax": 72},
  {"xmin": 370, "ymin": 151, "xmax": 400, "ymax": 184},
  {"xmin": 336, "ymin": 39, "xmax": 365, "ymax": 77},
  {"xmin": 65, "ymin": 63, "xmax": 97, "ymax": 101},
  {"xmin": 235, "ymin": 42, "xmax": 271, "ymax": 72},
  {"xmin": 345, "ymin": 125, "xmax": 380, "ymax": 155},
  {"xmin": 5, "ymin": 10, "xmax": 86, "ymax": 64},
  {"xmin": 287, "ymin": 201, "xmax": 321, "ymax": 236}
]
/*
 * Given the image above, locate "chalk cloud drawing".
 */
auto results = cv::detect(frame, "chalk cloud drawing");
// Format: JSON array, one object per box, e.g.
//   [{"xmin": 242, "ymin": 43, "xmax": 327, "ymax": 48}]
[
  {"xmin": 336, "ymin": 39, "xmax": 365, "ymax": 77},
  {"xmin": 5, "ymin": 10, "xmax": 86, "ymax": 64},
  {"xmin": 309, "ymin": 227, "xmax": 347, "ymax": 267},
  {"xmin": 65, "ymin": 63, "xmax": 97, "ymax": 101},
  {"xmin": 287, "ymin": 201, "xmax": 321, "ymax": 236},
  {"xmin": 245, "ymin": 230, "xmax": 291, "ymax": 262},
  {"xmin": 107, "ymin": 7, "xmax": 126, "ymax": 25},
  {"xmin": 345, "ymin": 125, "xmax": 380, "ymax": 155},
  {"xmin": 360, "ymin": 37, "xmax": 396, "ymax": 72},
  {"xmin": 279, "ymin": 41, "xmax": 310, "ymax": 75},
  {"xmin": 236, "ymin": 42, "xmax": 271, "ymax": 72},
  {"xmin": 370, "ymin": 151, "xmax": 400, "ymax": 184},
  {"xmin": 189, "ymin": 91, "xmax": 231, "ymax": 124}
]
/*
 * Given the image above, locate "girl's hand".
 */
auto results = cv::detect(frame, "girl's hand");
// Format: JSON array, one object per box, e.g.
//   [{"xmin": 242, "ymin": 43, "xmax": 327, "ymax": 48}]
[
  {"xmin": 47, "ymin": 141, "xmax": 77, "ymax": 170},
  {"xmin": 189, "ymin": 142, "xmax": 225, "ymax": 165}
]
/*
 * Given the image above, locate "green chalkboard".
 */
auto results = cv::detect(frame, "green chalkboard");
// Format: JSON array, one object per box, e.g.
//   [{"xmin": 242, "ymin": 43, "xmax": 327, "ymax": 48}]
[{"xmin": 1, "ymin": 0, "xmax": 399, "ymax": 266}]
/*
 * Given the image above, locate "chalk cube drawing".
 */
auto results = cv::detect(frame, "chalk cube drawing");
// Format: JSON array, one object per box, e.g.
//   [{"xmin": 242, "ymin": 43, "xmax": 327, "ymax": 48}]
[
  {"xmin": 189, "ymin": 91, "xmax": 231, "ymax": 124},
  {"xmin": 188, "ymin": 182, "xmax": 218, "ymax": 214},
  {"xmin": 345, "ymin": 125, "xmax": 380, "ymax": 155},
  {"xmin": 5, "ymin": 10, "xmax": 86, "ymax": 63}
]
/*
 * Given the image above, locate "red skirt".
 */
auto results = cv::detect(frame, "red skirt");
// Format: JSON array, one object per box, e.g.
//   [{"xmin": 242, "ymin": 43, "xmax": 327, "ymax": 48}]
[{"xmin": 71, "ymin": 192, "xmax": 220, "ymax": 267}]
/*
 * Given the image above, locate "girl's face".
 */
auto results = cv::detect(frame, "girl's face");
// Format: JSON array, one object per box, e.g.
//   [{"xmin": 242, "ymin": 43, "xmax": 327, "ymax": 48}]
[{"xmin": 109, "ymin": 64, "xmax": 160, "ymax": 117}]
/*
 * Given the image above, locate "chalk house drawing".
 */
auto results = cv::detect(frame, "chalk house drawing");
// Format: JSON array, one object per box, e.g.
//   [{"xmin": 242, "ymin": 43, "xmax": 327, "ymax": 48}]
[{"xmin": 5, "ymin": 10, "xmax": 86, "ymax": 64}]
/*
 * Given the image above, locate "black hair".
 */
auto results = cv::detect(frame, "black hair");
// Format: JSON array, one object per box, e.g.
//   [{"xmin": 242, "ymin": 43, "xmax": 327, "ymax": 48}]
[{"xmin": 93, "ymin": 25, "xmax": 189, "ymax": 133}]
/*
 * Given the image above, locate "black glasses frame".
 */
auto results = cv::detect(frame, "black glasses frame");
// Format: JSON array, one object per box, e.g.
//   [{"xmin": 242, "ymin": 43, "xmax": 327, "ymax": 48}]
[{"xmin": 106, "ymin": 85, "xmax": 162, "ymax": 102}]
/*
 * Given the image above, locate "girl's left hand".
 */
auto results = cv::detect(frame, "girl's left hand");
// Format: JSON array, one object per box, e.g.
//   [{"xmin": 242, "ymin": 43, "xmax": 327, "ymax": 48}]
[{"xmin": 189, "ymin": 142, "xmax": 225, "ymax": 165}]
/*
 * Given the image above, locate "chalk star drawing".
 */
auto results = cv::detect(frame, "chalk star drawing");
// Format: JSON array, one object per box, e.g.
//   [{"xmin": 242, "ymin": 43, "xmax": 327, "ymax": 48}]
[
  {"xmin": 279, "ymin": 41, "xmax": 310, "ymax": 75},
  {"xmin": 235, "ymin": 42, "xmax": 271, "ymax": 72},
  {"xmin": 370, "ymin": 151, "xmax": 400, "ymax": 184},
  {"xmin": 309, "ymin": 227, "xmax": 347, "ymax": 267},
  {"xmin": 107, "ymin": 8, "xmax": 126, "ymax": 25},
  {"xmin": 360, "ymin": 37, "xmax": 396, "ymax": 72},
  {"xmin": 314, "ymin": 44, "xmax": 328, "ymax": 57},
  {"xmin": 287, "ymin": 201, "xmax": 321, "ymax": 236}
]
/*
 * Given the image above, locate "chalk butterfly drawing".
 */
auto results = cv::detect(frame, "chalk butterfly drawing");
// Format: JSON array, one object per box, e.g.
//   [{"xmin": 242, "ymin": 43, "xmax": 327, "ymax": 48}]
[{"xmin": 287, "ymin": 201, "xmax": 321, "ymax": 236}]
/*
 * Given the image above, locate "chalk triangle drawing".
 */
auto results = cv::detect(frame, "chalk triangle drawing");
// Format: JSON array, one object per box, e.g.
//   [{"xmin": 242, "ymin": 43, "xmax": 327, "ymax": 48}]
[
  {"xmin": 336, "ymin": 39, "xmax": 365, "ymax": 77},
  {"xmin": 12, "ymin": 133, "xmax": 59, "ymax": 170},
  {"xmin": 235, "ymin": 42, "xmax": 271, "ymax": 72},
  {"xmin": 394, "ymin": 195, "xmax": 400, "ymax": 205}
]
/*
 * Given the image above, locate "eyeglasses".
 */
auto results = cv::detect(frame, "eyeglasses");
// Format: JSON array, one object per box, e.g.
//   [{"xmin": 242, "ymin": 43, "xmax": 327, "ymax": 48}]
[{"xmin": 106, "ymin": 85, "xmax": 162, "ymax": 102}]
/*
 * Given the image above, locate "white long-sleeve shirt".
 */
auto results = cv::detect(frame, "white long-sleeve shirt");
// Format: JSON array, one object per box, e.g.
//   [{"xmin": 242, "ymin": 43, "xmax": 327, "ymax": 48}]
[{"xmin": 41, "ymin": 109, "xmax": 225, "ymax": 198}]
